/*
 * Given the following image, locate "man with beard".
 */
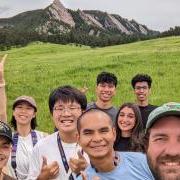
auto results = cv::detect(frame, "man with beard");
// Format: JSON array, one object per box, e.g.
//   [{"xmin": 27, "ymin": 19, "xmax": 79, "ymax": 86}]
[
  {"xmin": 0, "ymin": 121, "xmax": 15, "ymax": 180},
  {"xmin": 145, "ymin": 102, "xmax": 180, "ymax": 180},
  {"xmin": 131, "ymin": 74, "xmax": 158, "ymax": 128},
  {"xmin": 87, "ymin": 72, "xmax": 118, "ymax": 123}
]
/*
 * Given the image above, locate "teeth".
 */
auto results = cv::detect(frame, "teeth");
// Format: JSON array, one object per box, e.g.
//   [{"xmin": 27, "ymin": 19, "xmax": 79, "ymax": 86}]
[
  {"xmin": 164, "ymin": 162, "xmax": 179, "ymax": 166},
  {"xmin": 61, "ymin": 120, "xmax": 73, "ymax": 123}
]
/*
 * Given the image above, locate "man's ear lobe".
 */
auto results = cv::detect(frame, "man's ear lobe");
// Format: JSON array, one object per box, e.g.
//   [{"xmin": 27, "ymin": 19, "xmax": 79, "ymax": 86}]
[
  {"xmin": 112, "ymin": 127, "xmax": 116, "ymax": 139},
  {"xmin": 77, "ymin": 134, "xmax": 80, "ymax": 144}
]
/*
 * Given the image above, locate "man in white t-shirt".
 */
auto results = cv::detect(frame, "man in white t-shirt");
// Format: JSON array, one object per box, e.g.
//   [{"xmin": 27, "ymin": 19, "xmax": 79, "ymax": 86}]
[{"xmin": 28, "ymin": 86, "xmax": 88, "ymax": 180}]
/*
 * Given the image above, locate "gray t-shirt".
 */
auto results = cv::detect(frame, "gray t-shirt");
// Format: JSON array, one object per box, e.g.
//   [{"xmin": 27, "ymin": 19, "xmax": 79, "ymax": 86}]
[
  {"xmin": 87, "ymin": 102, "xmax": 118, "ymax": 123},
  {"xmin": 77, "ymin": 152, "xmax": 154, "ymax": 180}
]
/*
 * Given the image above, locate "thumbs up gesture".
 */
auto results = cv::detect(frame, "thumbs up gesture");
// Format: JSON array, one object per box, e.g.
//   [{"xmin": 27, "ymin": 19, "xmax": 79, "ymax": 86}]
[
  {"xmin": 81, "ymin": 171, "xmax": 100, "ymax": 180},
  {"xmin": 37, "ymin": 156, "xmax": 60, "ymax": 180},
  {"xmin": 69, "ymin": 150, "xmax": 88, "ymax": 174}
]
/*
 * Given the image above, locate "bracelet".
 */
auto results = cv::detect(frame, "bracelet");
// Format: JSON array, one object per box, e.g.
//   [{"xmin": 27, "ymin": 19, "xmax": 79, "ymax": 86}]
[{"xmin": 0, "ymin": 83, "xmax": 5, "ymax": 88}]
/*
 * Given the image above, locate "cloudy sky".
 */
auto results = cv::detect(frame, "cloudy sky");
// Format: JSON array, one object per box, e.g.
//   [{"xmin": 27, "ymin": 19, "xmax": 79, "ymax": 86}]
[{"xmin": 0, "ymin": 0, "xmax": 179, "ymax": 32}]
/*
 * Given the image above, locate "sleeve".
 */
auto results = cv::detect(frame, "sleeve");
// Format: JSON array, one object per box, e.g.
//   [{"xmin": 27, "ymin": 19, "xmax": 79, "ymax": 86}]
[{"xmin": 27, "ymin": 143, "xmax": 43, "ymax": 180}]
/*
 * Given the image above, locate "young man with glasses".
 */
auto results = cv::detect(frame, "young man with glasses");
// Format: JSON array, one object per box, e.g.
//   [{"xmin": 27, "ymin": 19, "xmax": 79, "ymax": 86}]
[
  {"xmin": 131, "ymin": 74, "xmax": 158, "ymax": 128},
  {"xmin": 28, "ymin": 86, "xmax": 88, "ymax": 180}
]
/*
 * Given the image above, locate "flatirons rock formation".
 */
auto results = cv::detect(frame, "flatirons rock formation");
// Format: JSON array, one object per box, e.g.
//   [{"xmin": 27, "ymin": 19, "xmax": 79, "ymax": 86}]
[{"xmin": 0, "ymin": 0, "xmax": 158, "ymax": 36}]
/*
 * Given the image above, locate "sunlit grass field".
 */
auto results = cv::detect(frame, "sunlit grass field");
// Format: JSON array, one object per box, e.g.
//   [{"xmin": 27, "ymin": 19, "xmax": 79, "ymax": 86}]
[{"xmin": 1, "ymin": 36, "xmax": 180, "ymax": 132}]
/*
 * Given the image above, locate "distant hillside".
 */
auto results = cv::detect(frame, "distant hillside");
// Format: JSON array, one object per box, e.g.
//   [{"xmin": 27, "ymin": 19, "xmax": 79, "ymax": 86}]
[{"xmin": 0, "ymin": 0, "xmax": 159, "ymax": 49}]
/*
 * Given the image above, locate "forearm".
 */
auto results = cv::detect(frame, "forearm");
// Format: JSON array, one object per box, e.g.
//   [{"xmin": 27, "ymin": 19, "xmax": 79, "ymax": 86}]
[{"xmin": 0, "ymin": 83, "xmax": 7, "ymax": 122}]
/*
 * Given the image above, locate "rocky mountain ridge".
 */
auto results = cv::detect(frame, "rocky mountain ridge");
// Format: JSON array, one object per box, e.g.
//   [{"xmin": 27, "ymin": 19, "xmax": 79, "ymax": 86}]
[{"xmin": 0, "ymin": 0, "xmax": 158, "ymax": 37}]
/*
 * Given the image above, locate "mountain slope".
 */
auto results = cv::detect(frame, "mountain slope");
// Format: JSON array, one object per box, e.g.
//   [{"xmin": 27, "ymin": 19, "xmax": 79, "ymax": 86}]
[{"xmin": 0, "ymin": 0, "xmax": 158, "ymax": 36}]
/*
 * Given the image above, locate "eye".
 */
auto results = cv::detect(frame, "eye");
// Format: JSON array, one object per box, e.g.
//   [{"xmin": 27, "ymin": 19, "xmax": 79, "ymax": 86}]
[
  {"xmin": 153, "ymin": 137, "xmax": 167, "ymax": 142},
  {"xmin": 128, "ymin": 115, "xmax": 135, "ymax": 119},
  {"xmin": 83, "ymin": 130, "xmax": 93, "ymax": 135},
  {"xmin": 100, "ymin": 128, "xmax": 109, "ymax": 133}
]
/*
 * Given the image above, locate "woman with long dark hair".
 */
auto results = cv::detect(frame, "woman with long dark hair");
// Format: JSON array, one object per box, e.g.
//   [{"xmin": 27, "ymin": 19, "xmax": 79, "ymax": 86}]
[
  {"xmin": 7, "ymin": 96, "xmax": 48, "ymax": 180},
  {"xmin": 114, "ymin": 102, "xmax": 144, "ymax": 152}
]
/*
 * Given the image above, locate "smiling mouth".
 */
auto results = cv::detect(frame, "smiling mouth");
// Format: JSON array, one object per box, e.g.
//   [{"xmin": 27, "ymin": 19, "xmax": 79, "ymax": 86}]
[
  {"xmin": 19, "ymin": 115, "xmax": 28, "ymax": 118},
  {"xmin": 162, "ymin": 162, "xmax": 180, "ymax": 166},
  {"xmin": 90, "ymin": 145, "xmax": 106, "ymax": 149},
  {"xmin": 120, "ymin": 123, "xmax": 131, "ymax": 127},
  {"xmin": 60, "ymin": 120, "xmax": 74, "ymax": 123}
]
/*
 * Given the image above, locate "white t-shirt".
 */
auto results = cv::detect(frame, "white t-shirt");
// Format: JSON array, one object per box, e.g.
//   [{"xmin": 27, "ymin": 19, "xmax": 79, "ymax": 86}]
[
  {"xmin": 28, "ymin": 132, "xmax": 87, "ymax": 180},
  {"xmin": 7, "ymin": 130, "xmax": 47, "ymax": 180}
]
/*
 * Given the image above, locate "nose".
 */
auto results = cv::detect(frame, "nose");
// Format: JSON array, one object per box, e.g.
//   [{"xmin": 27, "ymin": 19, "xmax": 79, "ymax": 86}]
[
  {"xmin": 139, "ymin": 88, "xmax": 144, "ymax": 93},
  {"xmin": 92, "ymin": 132, "xmax": 103, "ymax": 142},
  {"xmin": 61, "ymin": 108, "xmax": 71, "ymax": 116},
  {"xmin": 164, "ymin": 139, "xmax": 180, "ymax": 156}
]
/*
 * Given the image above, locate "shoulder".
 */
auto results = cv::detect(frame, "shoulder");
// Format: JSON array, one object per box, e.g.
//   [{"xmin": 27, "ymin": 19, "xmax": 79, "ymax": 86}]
[
  {"xmin": 86, "ymin": 102, "xmax": 96, "ymax": 109},
  {"xmin": 119, "ymin": 151, "xmax": 148, "ymax": 167},
  {"xmin": 119, "ymin": 152, "xmax": 154, "ymax": 179},
  {"xmin": 120, "ymin": 152, "xmax": 152, "ymax": 171},
  {"xmin": 120, "ymin": 151, "xmax": 145, "ymax": 158},
  {"xmin": 148, "ymin": 104, "xmax": 158, "ymax": 109},
  {"xmin": 34, "ymin": 130, "xmax": 49, "ymax": 138},
  {"xmin": 34, "ymin": 132, "xmax": 57, "ymax": 149}
]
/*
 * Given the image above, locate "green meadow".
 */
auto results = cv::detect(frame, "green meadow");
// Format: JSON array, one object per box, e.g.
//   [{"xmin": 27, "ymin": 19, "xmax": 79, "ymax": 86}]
[{"xmin": 1, "ymin": 36, "xmax": 180, "ymax": 132}]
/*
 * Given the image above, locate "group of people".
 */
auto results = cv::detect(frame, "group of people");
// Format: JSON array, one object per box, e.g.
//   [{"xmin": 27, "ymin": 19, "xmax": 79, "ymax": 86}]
[{"xmin": 0, "ymin": 54, "xmax": 179, "ymax": 180}]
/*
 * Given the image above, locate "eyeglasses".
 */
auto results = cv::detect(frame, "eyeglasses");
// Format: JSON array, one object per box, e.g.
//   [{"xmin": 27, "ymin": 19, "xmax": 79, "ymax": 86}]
[
  {"xmin": 134, "ymin": 86, "xmax": 149, "ymax": 91},
  {"xmin": 53, "ymin": 106, "xmax": 81, "ymax": 114}
]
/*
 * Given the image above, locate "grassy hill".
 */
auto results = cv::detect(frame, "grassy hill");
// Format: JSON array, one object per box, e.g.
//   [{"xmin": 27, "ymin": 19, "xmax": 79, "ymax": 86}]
[{"xmin": 1, "ymin": 36, "xmax": 180, "ymax": 132}]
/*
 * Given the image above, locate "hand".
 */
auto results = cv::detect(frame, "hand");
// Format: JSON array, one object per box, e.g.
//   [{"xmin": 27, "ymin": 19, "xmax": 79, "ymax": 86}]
[
  {"xmin": 0, "ymin": 54, "xmax": 7, "ymax": 83},
  {"xmin": 37, "ymin": 156, "xmax": 60, "ymax": 180},
  {"xmin": 81, "ymin": 171, "xmax": 100, "ymax": 180},
  {"xmin": 79, "ymin": 86, "xmax": 88, "ymax": 94},
  {"xmin": 69, "ymin": 150, "xmax": 88, "ymax": 174}
]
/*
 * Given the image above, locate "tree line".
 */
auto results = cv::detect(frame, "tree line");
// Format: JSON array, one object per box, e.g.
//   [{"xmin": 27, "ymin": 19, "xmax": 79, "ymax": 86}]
[{"xmin": 1, "ymin": 26, "xmax": 179, "ymax": 51}]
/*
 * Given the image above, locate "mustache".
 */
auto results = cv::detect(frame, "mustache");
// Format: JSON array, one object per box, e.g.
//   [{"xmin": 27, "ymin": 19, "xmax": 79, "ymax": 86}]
[{"xmin": 157, "ymin": 155, "xmax": 180, "ymax": 163}]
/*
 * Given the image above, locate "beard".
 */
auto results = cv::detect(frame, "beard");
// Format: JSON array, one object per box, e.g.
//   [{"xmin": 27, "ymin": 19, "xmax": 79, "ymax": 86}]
[{"xmin": 147, "ymin": 154, "xmax": 180, "ymax": 180}]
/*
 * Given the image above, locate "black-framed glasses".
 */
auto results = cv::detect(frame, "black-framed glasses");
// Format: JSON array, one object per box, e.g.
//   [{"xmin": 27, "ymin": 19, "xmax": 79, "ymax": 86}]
[{"xmin": 53, "ymin": 106, "xmax": 81, "ymax": 113}]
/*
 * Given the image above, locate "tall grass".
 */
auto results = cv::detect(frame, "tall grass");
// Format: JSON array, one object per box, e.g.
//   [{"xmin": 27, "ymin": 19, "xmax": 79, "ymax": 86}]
[{"xmin": 1, "ymin": 37, "xmax": 180, "ymax": 132}]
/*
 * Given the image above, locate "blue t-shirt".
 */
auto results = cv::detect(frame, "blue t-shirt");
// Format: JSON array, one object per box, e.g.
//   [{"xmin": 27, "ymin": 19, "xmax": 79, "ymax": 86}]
[{"xmin": 76, "ymin": 152, "xmax": 154, "ymax": 180}]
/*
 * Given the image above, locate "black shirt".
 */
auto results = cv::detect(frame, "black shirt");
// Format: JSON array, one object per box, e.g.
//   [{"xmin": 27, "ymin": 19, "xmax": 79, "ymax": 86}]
[
  {"xmin": 139, "ymin": 104, "xmax": 158, "ymax": 129},
  {"xmin": 114, "ymin": 137, "xmax": 131, "ymax": 151}
]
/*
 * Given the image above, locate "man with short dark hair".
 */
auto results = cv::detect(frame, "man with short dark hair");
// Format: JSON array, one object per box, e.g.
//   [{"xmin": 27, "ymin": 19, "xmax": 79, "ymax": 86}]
[
  {"xmin": 28, "ymin": 86, "xmax": 88, "ymax": 180},
  {"xmin": 77, "ymin": 108, "xmax": 154, "ymax": 180},
  {"xmin": 145, "ymin": 102, "xmax": 180, "ymax": 180},
  {"xmin": 87, "ymin": 72, "xmax": 118, "ymax": 122},
  {"xmin": 131, "ymin": 74, "xmax": 157, "ymax": 128},
  {"xmin": 0, "ymin": 121, "xmax": 15, "ymax": 179}
]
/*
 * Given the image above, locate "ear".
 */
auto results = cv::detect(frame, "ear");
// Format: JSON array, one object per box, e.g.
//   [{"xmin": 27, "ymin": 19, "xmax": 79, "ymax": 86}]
[
  {"xmin": 148, "ymin": 88, "xmax": 151, "ymax": 95},
  {"xmin": 112, "ymin": 127, "xmax": 116, "ymax": 141},
  {"xmin": 113, "ymin": 87, "xmax": 116, "ymax": 96},
  {"xmin": 77, "ymin": 133, "xmax": 81, "ymax": 146},
  {"xmin": 32, "ymin": 111, "xmax": 36, "ymax": 118}
]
